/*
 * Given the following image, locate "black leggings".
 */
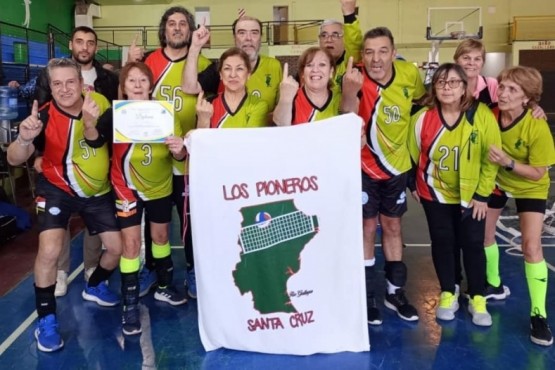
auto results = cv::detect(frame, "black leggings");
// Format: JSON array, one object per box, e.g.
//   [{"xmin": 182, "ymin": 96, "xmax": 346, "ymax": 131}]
[
  {"xmin": 421, "ymin": 200, "xmax": 486, "ymax": 297},
  {"xmin": 144, "ymin": 175, "xmax": 194, "ymax": 271}
]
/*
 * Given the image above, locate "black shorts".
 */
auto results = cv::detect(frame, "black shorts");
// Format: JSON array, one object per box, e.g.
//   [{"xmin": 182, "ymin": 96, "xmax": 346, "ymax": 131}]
[
  {"xmin": 488, "ymin": 191, "xmax": 546, "ymax": 214},
  {"xmin": 361, "ymin": 171, "xmax": 408, "ymax": 219},
  {"xmin": 116, "ymin": 195, "xmax": 173, "ymax": 229},
  {"xmin": 35, "ymin": 175, "xmax": 119, "ymax": 234}
]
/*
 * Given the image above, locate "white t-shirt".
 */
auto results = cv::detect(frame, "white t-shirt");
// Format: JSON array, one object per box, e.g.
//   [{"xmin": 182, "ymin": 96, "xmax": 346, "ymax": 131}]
[{"xmin": 81, "ymin": 67, "xmax": 98, "ymax": 92}]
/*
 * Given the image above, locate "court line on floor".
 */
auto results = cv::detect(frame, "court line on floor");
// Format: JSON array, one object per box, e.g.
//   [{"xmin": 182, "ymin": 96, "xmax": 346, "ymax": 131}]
[
  {"xmin": 1, "ymin": 240, "xmax": 553, "ymax": 355},
  {"xmin": 0, "ymin": 264, "xmax": 84, "ymax": 356},
  {"xmin": 0, "ymin": 245, "xmax": 184, "ymax": 356}
]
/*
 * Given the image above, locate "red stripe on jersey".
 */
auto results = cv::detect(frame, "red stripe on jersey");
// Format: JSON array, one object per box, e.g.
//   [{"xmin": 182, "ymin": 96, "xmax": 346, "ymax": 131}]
[
  {"xmin": 292, "ymin": 88, "xmax": 316, "ymax": 124},
  {"xmin": 111, "ymin": 143, "xmax": 136, "ymax": 201},
  {"xmin": 358, "ymin": 71, "xmax": 394, "ymax": 180},
  {"xmin": 41, "ymin": 103, "xmax": 77, "ymax": 195},
  {"xmin": 145, "ymin": 49, "xmax": 173, "ymax": 86},
  {"xmin": 211, "ymin": 94, "xmax": 229, "ymax": 128},
  {"xmin": 415, "ymin": 109, "xmax": 444, "ymax": 202}
]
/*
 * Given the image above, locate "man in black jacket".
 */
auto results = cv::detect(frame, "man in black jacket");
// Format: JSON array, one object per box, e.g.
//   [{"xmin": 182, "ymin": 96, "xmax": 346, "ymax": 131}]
[
  {"xmin": 33, "ymin": 26, "xmax": 119, "ymax": 297},
  {"xmin": 34, "ymin": 26, "xmax": 118, "ymax": 105}
]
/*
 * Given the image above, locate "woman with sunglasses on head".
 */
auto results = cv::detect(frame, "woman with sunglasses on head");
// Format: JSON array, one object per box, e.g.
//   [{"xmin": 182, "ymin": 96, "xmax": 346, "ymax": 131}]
[
  {"xmin": 484, "ymin": 66, "xmax": 555, "ymax": 346},
  {"xmin": 408, "ymin": 63, "xmax": 501, "ymax": 326}
]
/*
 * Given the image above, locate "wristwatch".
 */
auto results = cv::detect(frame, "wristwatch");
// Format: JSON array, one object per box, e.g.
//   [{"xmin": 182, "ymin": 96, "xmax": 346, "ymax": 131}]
[{"xmin": 505, "ymin": 159, "xmax": 515, "ymax": 171}]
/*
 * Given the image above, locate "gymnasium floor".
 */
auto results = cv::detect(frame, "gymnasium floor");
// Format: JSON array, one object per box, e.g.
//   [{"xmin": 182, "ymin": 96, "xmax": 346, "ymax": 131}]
[{"xmin": 1, "ymin": 191, "xmax": 555, "ymax": 370}]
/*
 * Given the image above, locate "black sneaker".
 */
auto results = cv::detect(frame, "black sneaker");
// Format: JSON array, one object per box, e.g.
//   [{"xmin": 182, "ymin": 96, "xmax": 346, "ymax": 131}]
[
  {"xmin": 384, "ymin": 289, "xmax": 419, "ymax": 321},
  {"xmin": 122, "ymin": 305, "xmax": 142, "ymax": 336},
  {"xmin": 367, "ymin": 297, "xmax": 383, "ymax": 326},
  {"xmin": 530, "ymin": 314, "xmax": 553, "ymax": 346},
  {"xmin": 154, "ymin": 286, "xmax": 188, "ymax": 306},
  {"xmin": 484, "ymin": 282, "xmax": 511, "ymax": 301}
]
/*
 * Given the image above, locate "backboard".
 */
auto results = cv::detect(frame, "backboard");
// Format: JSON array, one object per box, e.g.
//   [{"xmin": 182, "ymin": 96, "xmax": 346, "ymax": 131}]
[{"xmin": 427, "ymin": 7, "xmax": 482, "ymax": 40}]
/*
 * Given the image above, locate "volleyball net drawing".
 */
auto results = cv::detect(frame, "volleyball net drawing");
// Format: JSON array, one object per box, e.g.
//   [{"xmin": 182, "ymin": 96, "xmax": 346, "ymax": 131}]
[{"xmin": 239, "ymin": 211, "xmax": 319, "ymax": 254}]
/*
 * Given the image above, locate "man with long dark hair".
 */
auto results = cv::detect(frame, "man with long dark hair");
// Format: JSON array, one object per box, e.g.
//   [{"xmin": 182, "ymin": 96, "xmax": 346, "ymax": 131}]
[{"xmin": 128, "ymin": 6, "xmax": 218, "ymax": 303}]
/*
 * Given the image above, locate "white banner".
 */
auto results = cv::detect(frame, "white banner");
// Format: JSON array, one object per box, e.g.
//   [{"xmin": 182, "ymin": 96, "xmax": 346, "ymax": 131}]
[{"xmin": 186, "ymin": 113, "xmax": 369, "ymax": 355}]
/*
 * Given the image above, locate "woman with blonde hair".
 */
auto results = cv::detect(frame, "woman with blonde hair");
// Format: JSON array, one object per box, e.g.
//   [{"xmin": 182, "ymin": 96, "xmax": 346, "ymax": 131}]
[
  {"xmin": 485, "ymin": 66, "xmax": 555, "ymax": 346},
  {"xmin": 453, "ymin": 39, "xmax": 497, "ymax": 107}
]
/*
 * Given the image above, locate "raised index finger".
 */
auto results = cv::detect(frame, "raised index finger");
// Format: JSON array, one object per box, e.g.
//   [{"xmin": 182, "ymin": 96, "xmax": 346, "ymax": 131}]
[
  {"xmin": 31, "ymin": 100, "xmax": 39, "ymax": 117},
  {"xmin": 346, "ymin": 56, "xmax": 354, "ymax": 73},
  {"xmin": 197, "ymin": 90, "xmax": 205, "ymax": 102},
  {"xmin": 282, "ymin": 63, "xmax": 289, "ymax": 82},
  {"xmin": 131, "ymin": 33, "xmax": 139, "ymax": 47}
]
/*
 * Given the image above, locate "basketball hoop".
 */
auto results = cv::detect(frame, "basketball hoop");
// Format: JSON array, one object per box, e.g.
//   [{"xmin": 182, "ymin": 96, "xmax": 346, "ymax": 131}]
[{"xmin": 450, "ymin": 31, "xmax": 467, "ymax": 40}]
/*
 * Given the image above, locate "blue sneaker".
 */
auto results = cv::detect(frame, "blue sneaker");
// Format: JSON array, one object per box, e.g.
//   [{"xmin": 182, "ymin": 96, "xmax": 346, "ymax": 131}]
[
  {"xmin": 35, "ymin": 314, "xmax": 64, "ymax": 352},
  {"xmin": 185, "ymin": 268, "xmax": 197, "ymax": 299},
  {"xmin": 139, "ymin": 267, "xmax": 157, "ymax": 298},
  {"xmin": 82, "ymin": 281, "xmax": 120, "ymax": 307}
]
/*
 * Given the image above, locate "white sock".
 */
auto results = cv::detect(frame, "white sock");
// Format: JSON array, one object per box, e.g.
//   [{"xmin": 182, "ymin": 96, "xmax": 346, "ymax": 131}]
[
  {"xmin": 364, "ymin": 258, "xmax": 376, "ymax": 267},
  {"xmin": 387, "ymin": 279, "xmax": 400, "ymax": 295}
]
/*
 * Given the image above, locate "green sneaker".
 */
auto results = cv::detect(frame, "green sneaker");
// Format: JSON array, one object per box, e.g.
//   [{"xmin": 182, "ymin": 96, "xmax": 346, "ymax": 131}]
[
  {"xmin": 436, "ymin": 291, "xmax": 459, "ymax": 321},
  {"xmin": 468, "ymin": 295, "xmax": 492, "ymax": 327}
]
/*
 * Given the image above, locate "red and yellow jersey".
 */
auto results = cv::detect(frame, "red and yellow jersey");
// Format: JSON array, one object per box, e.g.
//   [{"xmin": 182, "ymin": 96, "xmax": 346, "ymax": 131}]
[
  {"xmin": 359, "ymin": 60, "xmax": 426, "ymax": 180},
  {"xmin": 210, "ymin": 93, "xmax": 268, "ymax": 129},
  {"xmin": 109, "ymin": 108, "xmax": 183, "ymax": 202},
  {"xmin": 35, "ymin": 92, "xmax": 112, "ymax": 197},
  {"xmin": 292, "ymin": 87, "xmax": 341, "ymax": 125},
  {"xmin": 409, "ymin": 103, "xmax": 501, "ymax": 207},
  {"xmin": 145, "ymin": 48, "xmax": 213, "ymax": 174},
  {"xmin": 216, "ymin": 55, "xmax": 282, "ymax": 113},
  {"xmin": 111, "ymin": 142, "xmax": 173, "ymax": 202}
]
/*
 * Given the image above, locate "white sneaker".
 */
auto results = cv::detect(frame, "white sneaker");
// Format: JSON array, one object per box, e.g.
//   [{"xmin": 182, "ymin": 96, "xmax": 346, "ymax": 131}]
[
  {"xmin": 84, "ymin": 267, "xmax": 96, "ymax": 282},
  {"xmin": 54, "ymin": 270, "xmax": 68, "ymax": 297}
]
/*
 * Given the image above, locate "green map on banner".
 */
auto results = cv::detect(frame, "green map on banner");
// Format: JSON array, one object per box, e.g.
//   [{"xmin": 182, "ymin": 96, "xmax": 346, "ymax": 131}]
[{"xmin": 232, "ymin": 199, "xmax": 319, "ymax": 314}]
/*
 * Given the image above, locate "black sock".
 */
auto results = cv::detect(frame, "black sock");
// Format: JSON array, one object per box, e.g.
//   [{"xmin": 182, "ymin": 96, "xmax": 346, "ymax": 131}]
[
  {"xmin": 35, "ymin": 284, "xmax": 56, "ymax": 318},
  {"xmin": 88, "ymin": 265, "xmax": 114, "ymax": 287},
  {"xmin": 365, "ymin": 265, "xmax": 377, "ymax": 300},
  {"xmin": 155, "ymin": 256, "xmax": 173, "ymax": 288},
  {"xmin": 384, "ymin": 261, "xmax": 407, "ymax": 289}
]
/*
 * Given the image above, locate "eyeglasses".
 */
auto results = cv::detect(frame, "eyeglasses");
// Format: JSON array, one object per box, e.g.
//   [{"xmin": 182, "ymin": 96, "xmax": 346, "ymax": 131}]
[
  {"xmin": 435, "ymin": 79, "xmax": 463, "ymax": 89},
  {"xmin": 318, "ymin": 32, "xmax": 343, "ymax": 40}
]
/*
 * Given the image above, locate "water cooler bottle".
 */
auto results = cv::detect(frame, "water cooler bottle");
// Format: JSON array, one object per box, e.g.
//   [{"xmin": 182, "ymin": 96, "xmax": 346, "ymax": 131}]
[{"xmin": 0, "ymin": 86, "xmax": 19, "ymax": 143}]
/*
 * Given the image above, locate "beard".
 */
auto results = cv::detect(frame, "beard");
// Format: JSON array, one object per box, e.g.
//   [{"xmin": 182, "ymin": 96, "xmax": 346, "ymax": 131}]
[
  {"xmin": 167, "ymin": 39, "xmax": 189, "ymax": 49},
  {"xmin": 72, "ymin": 52, "xmax": 93, "ymax": 66}
]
